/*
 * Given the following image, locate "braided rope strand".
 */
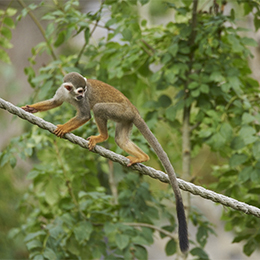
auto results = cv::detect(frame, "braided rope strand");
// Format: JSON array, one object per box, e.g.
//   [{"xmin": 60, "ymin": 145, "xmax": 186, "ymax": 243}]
[{"xmin": 1, "ymin": 97, "xmax": 260, "ymax": 218}]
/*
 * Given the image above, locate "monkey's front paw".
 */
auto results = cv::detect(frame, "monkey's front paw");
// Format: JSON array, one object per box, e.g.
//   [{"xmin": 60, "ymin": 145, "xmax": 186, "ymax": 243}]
[
  {"xmin": 21, "ymin": 105, "xmax": 38, "ymax": 113},
  {"xmin": 87, "ymin": 136, "xmax": 97, "ymax": 150},
  {"xmin": 54, "ymin": 125, "xmax": 69, "ymax": 137}
]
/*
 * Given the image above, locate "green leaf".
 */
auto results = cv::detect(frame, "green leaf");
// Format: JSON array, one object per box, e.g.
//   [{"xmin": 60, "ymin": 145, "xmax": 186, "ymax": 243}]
[
  {"xmin": 168, "ymin": 43, "xmax": 178, "ymax": 57},
  {"xmin": 132, "ymin": 235, "xmax": 150, "ymax": 246},
  {"xmin": 188, "ymin": 81, "xmax": 198, "ymax": 89},
  {"xmin": 0, "ymin": 49, "xmax": 11, "ymax": 63},
  {"xmin": 122, "ymin": 28, "xmax": 132, "ymax": 41},
  {"xmin": 26, "ymin": 170, "xmax": 41, "ymax": 180},
  {"xmin": 161, "ymin": 53, "xmax": 171, "ymax": 64},
  {"xmin": 220, "ymin": 123, "xmax": 233, "ymax": 140},
  {"xmin": 209, "ymin": 71, "xmax": 225, "ymax": 82},
  {"xmin": 0, "ymin": 27, "xmax": 12, "ymax": 40},
  {"xmin": 238, "ymin": 166, "xmax": 252, "ymax": 182},
  {"xmin": 207, "ymin": 132, "xmax": 226, "ymax": 150},
  {"xmin": 24, "ymin": 231, "xmax": 46, "ymax": 242},
  {"xmin": 8, "ymin": 228, "xmax": 20, "ymax": 239},
  {"xmin": 190, "ymin": 247, "xmax": 209, "ymax": 259},
  {"xmin": 250, "ymin": 168, "xmax": 260, "ymax": 182},
  {"xmin": 252, "ymin": 141, "xmax": 260, "ymax": 160},
  {"xmin": 3, "ymin": 17, "xmax": 15, "ymax": 28},
  {"xmin": 49, "ymin": 224, "xmax": 64, "ymax": 239},
  {"xmin": 248, "ymin": 187, "xmax": 260, "ymax": 194},
  {"xmin": 243, "ymin": 2, "xmax": 252, "ymax": 15},
  {"xmin": 54, "ymin": 31, "xmax": 65, "ymax": 47},
  {"xmin": 140, "ymin": 227, "xmax": 154, "ymax": 244},
  {"xmin": 134, "ymin": 245, "xmax": 148, "ymax": 260},
  {"xmin": 165, "ymin": 105, "xmax": 177, "ymax": 122},
  {"xmin": 239, "ymin": 125, "xmax": 257, "ymax": 145},
  {"xmin": 84, "ymin": 27, "xmax": 90, "ymax": 44},
  {"xmin": 0, "ymin": 36, "xmax": 13, "ymax": 49},
  {"xmin": 78, "ymin": 190, "xmax": 88, "ymax": 198},
  {"xmin": 105, "ymin": 18, "xmax": 117, "ymax": 27},
  {"xmin": 32, "ymin": 255, "xmax": 44, "ymax": 260},
  {"xmin": 158, "ymin": 95, "xmax": 172, "ymax": 108},
  {"xmin": 227, "ymin": 34, "xmax": 244, "ymax": 53},
  {"xmin": 26, "ymin": 240, "xmax": 42, "ymax": 250},
  {"xmin": 45, "ymin": 23, "xmax": 55, "ymax": 38},
  {"xmin": 254, "ymin": 16, "xmax": 260, "ymax": 31},
  {"xmin": 228, "ymin": 76, "xmax": 242, "ymax": 95},
  {"xmin": 197, "ymin": 226, "xmax": 208, "ymax": 247},
  {"xmin": 138, "ymin": 0, "xmax": 149, "ymax": 5},
  {"xmin": 229, "ymin": 153, "xmax": 248, "ymax": 168},
  {"xmin": 165, "ymin": 239, "xmax": 177, "ymax": 256},
  {"xmin": 241, "ymin": 37, "xmax": 258, "ymax": 47},
  {"xmin": 61, "ymin": 213, "xmax": 76, "ymax": 227},
  {"xmin": 242, "ymin": 112, "xmax": 255, "ymax": 124},
  {"xmin": 67, "ymin": 236, "xmax": 80, "ymax": 256},
  {"xmin": 42, "ymin": 13, "xmax": 56, "ymax": 20},
  {"xmin": 151, "ymin": 71, "xmax": 161, "ymax": 82},
  {"xmin": 200, "ymin": 84, "xmax": 209, "ymax": 93},
  {"xmin": 198, "ymin": 129, "xmax": 212, "ymax": 138},
  {"xmin": 159, "ymin": 226, "xmax": 174, "ymax": 239},
  {"xmin": 43, "ymin": 248, "xmax": 57, "ymax": 260},
  {"xmin": 10, "ymin": 156, "xmax": 17, "ymax": 168},
  {"xmin": 179, "ymin": 46, "xmax": 190, "ymax": 54},
  {"xmin": 221, "ymin": 83, "xmax": 231, "ymax": 92},
  {"xmin": 31, "ymin": 73, "xmax": 51, "ymax": 83},
  {"xmin": 45, "ymin": 181, "xmax": 60, "ymax": 206},
  {"xmin": 233, "ymin": 234, "xmax": 251, "ymax": 243},
  {"xmin": 74, "ymin": 221, "xmax": 93, "ymax": 243},
  {"xmin": 243, "ymin": 240, "xmax": 257, "ymax": 256},
  {"xmin": 191, "ymin": 88, "xmax": 200, "ymax": 97},
  {"xmin": 165, "ymin": 69, "xmax": 176, "ymax": 84},
  {"xmin": 231, "ymin": 136, "xmax": 245, "ymax": 150},
  {"xmin": 216, "ymin": 181, "xmax": 230, "ymax": 190},
  {"xmin": 104, "ymin": 222, "xmax": 117, "ymax": 234},
  {"xmin": 230, "ymin": 8, "xmax": 235, "ymax": 21},
  {"xmin": 6, "ymin": 7, "xmax": 17, "ymax": 16},
  {"xmin": 115, "ymin": 233, "xmax": 129, "ymax": 250}
]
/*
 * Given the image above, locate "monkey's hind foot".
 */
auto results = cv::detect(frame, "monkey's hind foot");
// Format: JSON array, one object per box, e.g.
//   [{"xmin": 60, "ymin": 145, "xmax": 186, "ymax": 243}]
[{"xmin": 87, "ymin": 134, "xmax": 108, "ymax": 150}]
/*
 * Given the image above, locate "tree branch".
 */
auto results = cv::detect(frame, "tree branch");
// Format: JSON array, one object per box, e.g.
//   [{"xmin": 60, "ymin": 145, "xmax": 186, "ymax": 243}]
[
  {"xmin": 18, "ymin": 0, "xmax": 57, "ymax": 61},
  {"xmin": 75, "ymin": 2, "xmax": 104, "ymax": 67},
  {"xmin": 1, "ymin": 97, "xmax": 260, "ymax": 218},
  {"xmin": 124, "ymin": 222, "xmax": 177, "ymax": 240}
]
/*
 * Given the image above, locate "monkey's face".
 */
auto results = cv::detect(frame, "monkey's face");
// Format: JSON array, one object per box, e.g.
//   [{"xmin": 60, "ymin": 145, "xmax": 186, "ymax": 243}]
[
  {"xmin": 63, "ymin": 83, "xmax": 86, "ymax": 101},
  {"xmin": 75, "ymin": 87, "xmax": 85, "ymax": 100}
]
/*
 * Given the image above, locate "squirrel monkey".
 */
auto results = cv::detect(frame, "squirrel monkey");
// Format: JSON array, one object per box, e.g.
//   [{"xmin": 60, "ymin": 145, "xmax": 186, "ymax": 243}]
[{"xmin": 21, "ymin": 72, "xmax": 189, "ymax": 253}]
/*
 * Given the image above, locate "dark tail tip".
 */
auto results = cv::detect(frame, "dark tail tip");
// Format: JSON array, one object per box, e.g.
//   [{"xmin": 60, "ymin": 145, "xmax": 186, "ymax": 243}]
[{"xmin": 176, "ymin": 199, "xmax": 189, "ymax": 253}]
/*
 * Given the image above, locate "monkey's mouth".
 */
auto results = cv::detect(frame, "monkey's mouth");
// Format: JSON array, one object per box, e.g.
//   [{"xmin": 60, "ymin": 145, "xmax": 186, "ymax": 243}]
[{"xmin": 76, "ymin": 95, "xmax": 83, "ymax": 100}]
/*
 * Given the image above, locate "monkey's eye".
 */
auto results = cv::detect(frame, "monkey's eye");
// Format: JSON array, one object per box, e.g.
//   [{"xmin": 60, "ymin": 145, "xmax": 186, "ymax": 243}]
[{"xmin": 77, "ymin": 89, "xmax": 84, "ymax": 94}]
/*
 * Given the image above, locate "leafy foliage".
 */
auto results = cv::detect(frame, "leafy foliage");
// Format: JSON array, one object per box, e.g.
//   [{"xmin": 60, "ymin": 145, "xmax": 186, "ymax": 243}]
[
  {"xmin": 1, "ymin": 0, "xmax": 260, "ymax": 259},
  {"xmin": 0, "ymin": 6, "xmax": 17, "ymax": 63}
]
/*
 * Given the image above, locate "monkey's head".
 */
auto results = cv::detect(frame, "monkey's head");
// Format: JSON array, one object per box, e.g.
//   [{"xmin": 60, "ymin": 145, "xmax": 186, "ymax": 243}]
[{"xmin": 63, "ymin": 72, "xmax": 87, "ymax": 101}]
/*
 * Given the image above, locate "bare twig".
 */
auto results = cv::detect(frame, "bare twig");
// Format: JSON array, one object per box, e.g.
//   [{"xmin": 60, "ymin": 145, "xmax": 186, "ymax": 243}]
[
  {"xmin": 18, "ymin": 0, "xmax": 57, "ymax": 61},
  {"xmin": 124, "ymin": 222, "xmax": 178, "ymax": 240}
]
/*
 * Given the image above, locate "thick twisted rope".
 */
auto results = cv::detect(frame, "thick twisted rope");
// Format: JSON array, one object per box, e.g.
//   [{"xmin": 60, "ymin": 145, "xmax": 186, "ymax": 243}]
[{"xmin": 1, "ymin": 97, "xmax": 260, "ymax": 218}]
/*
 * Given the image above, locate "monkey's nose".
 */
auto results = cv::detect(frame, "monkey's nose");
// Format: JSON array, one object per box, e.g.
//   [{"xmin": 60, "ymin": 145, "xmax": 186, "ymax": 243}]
[{"xmin": 76, "ymin": 95, "xmax": 83, "ymax": 100}]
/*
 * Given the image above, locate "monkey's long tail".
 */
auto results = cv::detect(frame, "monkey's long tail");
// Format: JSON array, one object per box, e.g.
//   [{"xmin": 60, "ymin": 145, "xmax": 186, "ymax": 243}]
[{"xmin": 134, "ymin": 116, "xmax": 189, "ymax": 253}]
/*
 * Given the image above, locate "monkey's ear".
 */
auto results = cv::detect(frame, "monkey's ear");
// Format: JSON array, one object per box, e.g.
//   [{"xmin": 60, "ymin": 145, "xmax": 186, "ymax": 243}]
[{"xmin": 64, "ymin": 84, "xmax": 73, "ymax": 91}]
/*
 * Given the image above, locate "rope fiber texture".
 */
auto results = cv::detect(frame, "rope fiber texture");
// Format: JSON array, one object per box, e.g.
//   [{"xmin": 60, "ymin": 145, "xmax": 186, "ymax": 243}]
[{"xmin": 1, "ymin": 97, "xmax": 260, "ymax": 218}]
